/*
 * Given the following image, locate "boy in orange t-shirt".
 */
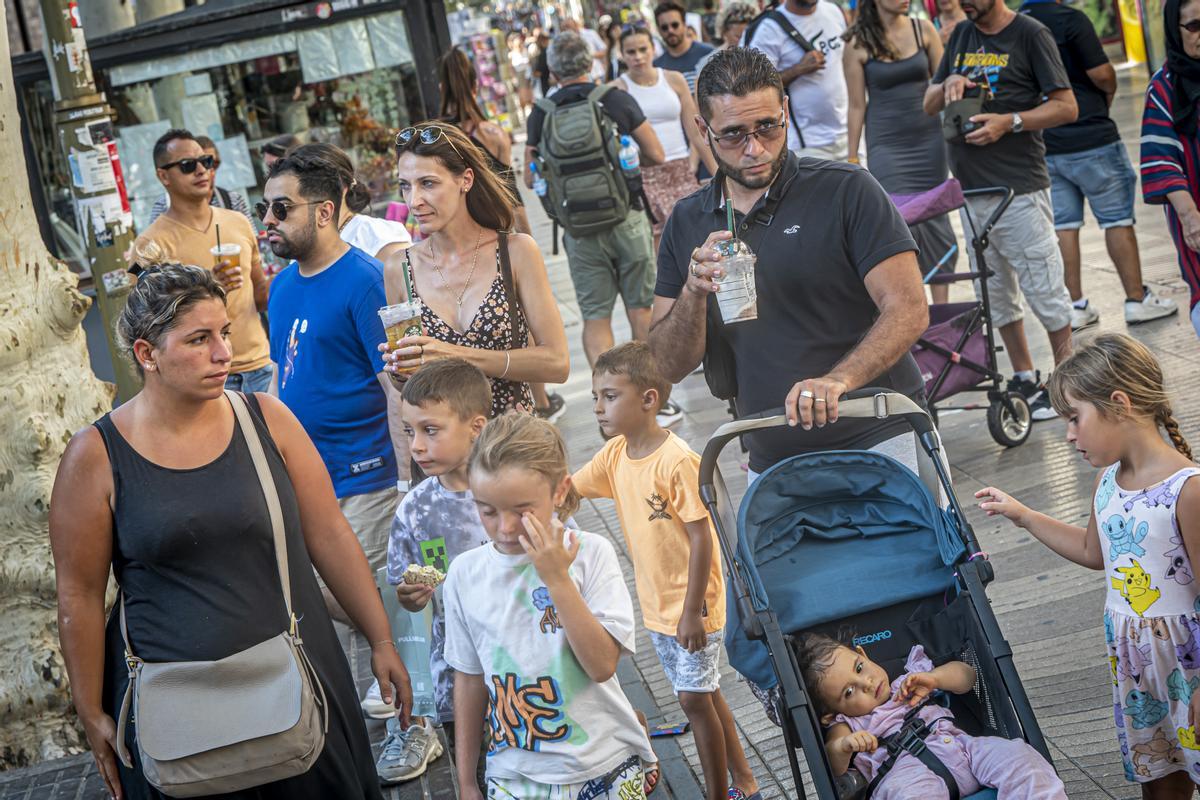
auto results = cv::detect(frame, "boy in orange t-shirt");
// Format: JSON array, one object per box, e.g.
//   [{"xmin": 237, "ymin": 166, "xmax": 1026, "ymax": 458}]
[{"xmin": 572, "ymin": 342, "xmax": 760, "ymax": 800}]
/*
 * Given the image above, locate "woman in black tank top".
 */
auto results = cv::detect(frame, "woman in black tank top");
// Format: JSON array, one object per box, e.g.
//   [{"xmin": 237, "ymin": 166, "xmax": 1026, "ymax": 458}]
[{"xmin": 49, "ymin": 263, "xmax": 411, "ymax": 800}]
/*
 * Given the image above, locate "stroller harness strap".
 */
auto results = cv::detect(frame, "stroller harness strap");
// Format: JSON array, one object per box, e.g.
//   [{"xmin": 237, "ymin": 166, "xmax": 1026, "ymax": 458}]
[{"xmin": 864, "ymin": 695, "xmax": 960, "ymax": 800}]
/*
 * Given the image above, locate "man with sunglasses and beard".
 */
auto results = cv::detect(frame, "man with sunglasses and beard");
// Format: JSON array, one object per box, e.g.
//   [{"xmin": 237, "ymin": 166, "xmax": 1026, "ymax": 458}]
[
  {"xmin": 147, "ymin": 136, "xmax": 253, "ymax": 225},
  {"xmin": 649, "ymin": 47, "xmax": 931, "ymax": 485},
  {"xmin": 263, "ymin": 145, "xmax": 402, "ymax": 626},
  {"xmin": 133, "ymin": 128, "xmax": 273, "ymax": 393},
  {"xmin": 654, "ymin": 0, "xmax": 714, "ymax": 92}
]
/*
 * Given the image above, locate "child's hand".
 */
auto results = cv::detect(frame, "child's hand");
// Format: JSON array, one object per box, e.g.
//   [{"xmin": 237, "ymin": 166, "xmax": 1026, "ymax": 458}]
[
  {"xmin": 396, "ymin": 583, "xmax": 435, "ymax": 612},
  {"xmin": 975, "ymin": 487, "xmax": 1030, "ymax": 527},
  {"xmin": 676, "ymin": 611, "xmax": 707, "ymax": 653},
  {"xmin": 838, "ymin": 731, "xmax": 879, "ymax": 755},
  {"xmin": 520, "ymin": 513, "xmax": 578, "ymax": 584},
  {"xmin": 899, "ymin": 672, "xmax": 939, "ymax": 707}
]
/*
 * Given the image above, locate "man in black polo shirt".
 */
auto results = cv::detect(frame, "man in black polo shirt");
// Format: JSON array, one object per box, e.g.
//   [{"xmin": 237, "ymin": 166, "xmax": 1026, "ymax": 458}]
[
  {"xmin": 1020, "ymin": 0, "xmax": 1177, "ymax": 330},
  {"xmin": 649, "ymin": 46, "xmax": 929, "ymax": 478}
]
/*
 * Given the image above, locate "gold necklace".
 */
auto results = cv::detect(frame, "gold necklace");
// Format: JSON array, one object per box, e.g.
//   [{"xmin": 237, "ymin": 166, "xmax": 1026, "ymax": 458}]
[{"xmin": 429, "ymin": 227, "xmax": 484, "ymax": 308}]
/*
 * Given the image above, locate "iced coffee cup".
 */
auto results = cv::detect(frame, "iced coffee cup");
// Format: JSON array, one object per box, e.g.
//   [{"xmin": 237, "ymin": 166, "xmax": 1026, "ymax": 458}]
[
  {"xmin": 379, "ymin": 301, "xmax": 425, "ymax": 374},
  {"xmin": 210, "ymin": 243, "xmax": 242, "ymax": 288},
  {"xmin": 714, "ymin": 239, "xmax": 758, "ymax": 323}
]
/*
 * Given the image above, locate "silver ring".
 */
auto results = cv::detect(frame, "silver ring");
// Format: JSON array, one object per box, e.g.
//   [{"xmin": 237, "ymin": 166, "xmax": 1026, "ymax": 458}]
[
  {"xmin": 814, "ymin": 398, "xmax": 827, "ymax": 403},
  {"xmin": 800, "ymin": 390, "xmax": 815, "ymax": 399},
  {"xmin": 420, "ymin": 355, "xmax": 425, "ymax": 365},
  {"xmin": 690, "ymin": 260, "xmax": 701, "ymax": 278}
]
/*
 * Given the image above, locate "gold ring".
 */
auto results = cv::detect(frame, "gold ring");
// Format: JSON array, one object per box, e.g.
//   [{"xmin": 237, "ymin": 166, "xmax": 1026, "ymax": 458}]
[{"xmin": 814, "ymin": 398, "xmax": 827, "ymax": 403}]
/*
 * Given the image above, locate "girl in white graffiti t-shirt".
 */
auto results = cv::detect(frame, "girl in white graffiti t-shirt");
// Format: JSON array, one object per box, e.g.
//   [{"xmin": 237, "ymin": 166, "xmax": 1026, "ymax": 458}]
[{"xmin": 443, "ymin": 413, "xmax": 656, "ymax": 798}]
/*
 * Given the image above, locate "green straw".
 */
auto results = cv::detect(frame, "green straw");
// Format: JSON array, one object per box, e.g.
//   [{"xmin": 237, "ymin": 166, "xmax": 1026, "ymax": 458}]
[{"xmin": 724, "ymin": 179, "xmax": 736, "ymax": 241}]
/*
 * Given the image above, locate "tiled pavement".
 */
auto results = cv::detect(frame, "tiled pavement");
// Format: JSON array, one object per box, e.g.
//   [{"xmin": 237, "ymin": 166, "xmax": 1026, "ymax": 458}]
[{"xmin": 4, "ymin": 65, "xmax": 1198, "ymax": 799}]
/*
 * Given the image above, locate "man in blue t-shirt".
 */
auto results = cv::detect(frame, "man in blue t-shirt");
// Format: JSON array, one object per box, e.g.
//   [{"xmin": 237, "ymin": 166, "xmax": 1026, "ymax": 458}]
[
  {"xmin": 654, "ymin": 0, "xmax": 714, "ymax": 92},
  {"xmin": 264, "ymin": 145, "xmax": 401, "ymax": 618}
]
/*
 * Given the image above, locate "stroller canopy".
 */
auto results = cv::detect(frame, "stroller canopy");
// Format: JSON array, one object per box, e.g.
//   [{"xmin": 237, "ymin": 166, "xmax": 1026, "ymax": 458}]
[{"xmin": 728, "ymin": 450, "xmax": 966, "ymax": 689}]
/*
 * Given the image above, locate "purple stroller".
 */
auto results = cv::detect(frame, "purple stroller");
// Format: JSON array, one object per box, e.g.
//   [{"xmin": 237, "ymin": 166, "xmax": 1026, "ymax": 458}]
[{"xmin": 892, "ymin": 180, "xmax": 1031, "ymax": 447}]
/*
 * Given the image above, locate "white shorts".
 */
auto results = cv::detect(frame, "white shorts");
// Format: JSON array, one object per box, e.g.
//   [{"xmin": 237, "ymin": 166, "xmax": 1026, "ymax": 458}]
[
  {"xmin": 960, "ymin": 188, "xmax": 1072, "ymax": 332},
  {"xmin": 650, "ymin": 630, "xmax": 722, "ymax": 694}
]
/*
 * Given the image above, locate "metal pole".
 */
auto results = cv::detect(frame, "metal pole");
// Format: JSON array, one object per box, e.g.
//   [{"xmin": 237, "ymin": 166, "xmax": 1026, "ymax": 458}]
[{"xmin": 39, "ymin": 0, "xmax": 141, "ymax": 402}]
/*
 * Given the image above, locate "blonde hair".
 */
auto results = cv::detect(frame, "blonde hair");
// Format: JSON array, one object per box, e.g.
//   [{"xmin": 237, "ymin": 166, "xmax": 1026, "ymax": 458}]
[
  {"xmin": 469, "ymin": 411, "xmax": 581, "ymax": 520},
  {"xmin": 1048, "ymin": 333, "xmax": 1192, "ymax": 460}
]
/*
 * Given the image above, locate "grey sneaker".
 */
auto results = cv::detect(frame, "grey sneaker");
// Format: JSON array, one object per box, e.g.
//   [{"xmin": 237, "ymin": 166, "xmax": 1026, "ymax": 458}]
[
  {"xmin": 377, "ymin": 717, "xmax": 443, "ymax": 784},
  {"xmin": 1125, "ymin": 286, "xmax": 1178, "ymax": 324},
  {"xmin": 1007, "ymin": 372, "xmax": 1057, "ymax": 422},
  {"xmin": 1070, "ymin": 301, "xmax": 1099, "ymax": 331},
  {"xmin": 656, "ymin": 400, "xmax": 683, "ymax": 428},
  {"xmin": 534, "ymin": 391, "xmax": 567, "ymax": 424}
]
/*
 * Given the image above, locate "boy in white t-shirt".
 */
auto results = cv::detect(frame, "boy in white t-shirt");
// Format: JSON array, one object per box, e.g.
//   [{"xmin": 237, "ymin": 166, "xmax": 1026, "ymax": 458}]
[{"xmin": 444, "ymin": 412, "xmax": 656, "ymax": 799}]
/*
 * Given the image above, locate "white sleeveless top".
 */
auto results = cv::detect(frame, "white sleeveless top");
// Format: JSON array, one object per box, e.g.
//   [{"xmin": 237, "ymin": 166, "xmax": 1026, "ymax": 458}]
[
  {"xmin": 340, "ymin": 213, "xmax": 411, "ymax": 259},
  {"xmin": 621, "ymin": 69, "xmax": 690, "ymax": 162}
]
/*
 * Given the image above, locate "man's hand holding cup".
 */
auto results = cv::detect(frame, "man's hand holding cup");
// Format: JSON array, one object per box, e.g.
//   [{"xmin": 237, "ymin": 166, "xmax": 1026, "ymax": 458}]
[
  {"xmin": 214, "ymin": 259, "xmax": 244, "ymax": 292},
  {"xmin": 686, "ymin": 230, "xmax": 734, "ymax": 297}
]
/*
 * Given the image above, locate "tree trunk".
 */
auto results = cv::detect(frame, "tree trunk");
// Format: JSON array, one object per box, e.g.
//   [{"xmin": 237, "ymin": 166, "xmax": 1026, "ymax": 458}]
[{"xmin": 0, "ymin": 2, "xmax": 116, "ymax": 769}]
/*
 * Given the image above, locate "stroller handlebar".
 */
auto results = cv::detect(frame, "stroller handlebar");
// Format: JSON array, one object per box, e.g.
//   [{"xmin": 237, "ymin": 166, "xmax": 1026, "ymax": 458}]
[{"xmin": 698, "ymin": 390, "xmax": 935, "ymax": 488}]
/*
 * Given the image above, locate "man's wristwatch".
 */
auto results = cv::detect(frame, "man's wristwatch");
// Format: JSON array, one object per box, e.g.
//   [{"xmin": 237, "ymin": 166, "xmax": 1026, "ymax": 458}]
[{"xmin": 1011, "ymin": 113, "xmax": 1024, "ymax": 134}]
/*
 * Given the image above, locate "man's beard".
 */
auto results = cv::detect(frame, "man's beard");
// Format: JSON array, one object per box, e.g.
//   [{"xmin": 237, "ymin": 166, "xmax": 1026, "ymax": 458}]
[
  {"xmin": 717, "ymin": 145, "xmax": 787, "ymax": 191},
  {"xmin": 268, "ymin": 226, "xmax": 316, "ymax": 261}
]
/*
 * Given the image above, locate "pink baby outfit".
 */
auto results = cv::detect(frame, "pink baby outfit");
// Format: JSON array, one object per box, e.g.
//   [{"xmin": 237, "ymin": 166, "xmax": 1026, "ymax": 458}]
[{"xmin": 834, "ymin": 646, "xmax": 1066, "ymax": 800}]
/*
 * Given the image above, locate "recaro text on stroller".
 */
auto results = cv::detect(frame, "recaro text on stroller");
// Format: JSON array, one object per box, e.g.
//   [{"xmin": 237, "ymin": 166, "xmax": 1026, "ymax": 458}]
[
  {"xmin": 697, "ymin": 390, "xmax": 1051, "ymax": 799},
  {"xmin": 892, "ymin": 181, "xmax": 1033, "ymax": 448}
]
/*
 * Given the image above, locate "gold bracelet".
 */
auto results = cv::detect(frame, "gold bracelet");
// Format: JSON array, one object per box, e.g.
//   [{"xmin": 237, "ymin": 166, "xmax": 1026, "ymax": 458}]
[
  {"xmin": 371, "ymin": 639, "xmax": 396, "ymax": 649},
  {"xmin": 847, "ymin": 156, "xmax": 860, "ymax": 164}
]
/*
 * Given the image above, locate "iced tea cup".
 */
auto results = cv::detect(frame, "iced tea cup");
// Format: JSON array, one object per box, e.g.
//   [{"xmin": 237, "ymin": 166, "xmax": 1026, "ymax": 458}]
[
  {"xmin": 379, "ymin": 301, "xmax": 424, "ymax": 374},
  {"xmin": 210, "ymin": 243, "xmax": 242, "ymax": 288},
  {"xmin": 714, "ymin": 239, "xmax": 758, "ymax": 323}
]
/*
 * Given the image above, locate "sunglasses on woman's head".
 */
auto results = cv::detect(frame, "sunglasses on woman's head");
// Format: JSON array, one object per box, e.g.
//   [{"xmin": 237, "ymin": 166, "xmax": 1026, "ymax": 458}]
[
  {"xmin": 1182, "ymin": 19, "xmax": 1200, "ymax": 32},
  {"xmin": 255, "ymin": 199, "xmax": 323, "ymax": 223},
  {"xmin": 395, "ymin": 125, "xmax": 463, "ymax": 160},
  {"xmin": 157, "ymin": 154, "xmax": 216, "ymax": 174},
  {"xmin": 621, "ymin": 22, "xmax": 649, "ymax": 34}
]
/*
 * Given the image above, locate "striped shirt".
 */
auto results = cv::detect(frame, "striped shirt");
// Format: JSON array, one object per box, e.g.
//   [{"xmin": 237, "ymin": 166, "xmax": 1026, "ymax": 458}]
[{"xmin": 1140, "ymin": 67, "xmax": 1200, "ymax": 311}]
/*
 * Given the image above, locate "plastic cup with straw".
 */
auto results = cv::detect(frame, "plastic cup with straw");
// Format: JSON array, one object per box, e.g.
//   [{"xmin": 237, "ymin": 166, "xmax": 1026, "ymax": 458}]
[{"xmin": 713, "ymin": 184, "xmax": 759, "ymax": 324}]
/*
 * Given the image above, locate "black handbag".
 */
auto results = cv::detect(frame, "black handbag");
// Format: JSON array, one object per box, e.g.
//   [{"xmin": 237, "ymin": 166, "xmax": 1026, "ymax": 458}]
[{"xmin": 942, "ymin": 85, "xmax": 990, "ymax": 143}]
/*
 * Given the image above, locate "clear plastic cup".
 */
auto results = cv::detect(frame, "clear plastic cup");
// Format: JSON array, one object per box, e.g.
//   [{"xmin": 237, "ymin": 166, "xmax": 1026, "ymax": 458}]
[
  {"xmin": 378, "ymin": 301, "xmax": 424, "ymax": 374},
  {"xmin": 714, "ymin": 239, "xmax": 758, "ymax": 323},
  {"xmin": 209, "ymin": 243, "xmax": 241, "ymax": 275}
]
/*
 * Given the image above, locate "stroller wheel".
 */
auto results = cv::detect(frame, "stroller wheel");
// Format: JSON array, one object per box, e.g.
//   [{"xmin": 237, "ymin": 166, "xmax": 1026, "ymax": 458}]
[{"xmin": 988, "ymin": 391, "xmax": 1032, "ymax": 447}]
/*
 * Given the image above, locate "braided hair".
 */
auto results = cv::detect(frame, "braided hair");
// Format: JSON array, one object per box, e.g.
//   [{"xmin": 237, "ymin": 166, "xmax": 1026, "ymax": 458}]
[
  {"xmin": 843, "ymin": 0, "xmax": 898, "ymax": 62},
  {"xmin": 1047, "ymin": 333, "xmax": 1193, "ymax": 460}
]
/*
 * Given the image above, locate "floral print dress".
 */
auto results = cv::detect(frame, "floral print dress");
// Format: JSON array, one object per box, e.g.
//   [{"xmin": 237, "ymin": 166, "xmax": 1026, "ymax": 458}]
[
  {"xmin": 406, "ymin": 249, "xmax": 534, "ymax": 417},
  {"xmin": 1098, "ymin": 463, "xmax": 1200, "ymax": 783}
]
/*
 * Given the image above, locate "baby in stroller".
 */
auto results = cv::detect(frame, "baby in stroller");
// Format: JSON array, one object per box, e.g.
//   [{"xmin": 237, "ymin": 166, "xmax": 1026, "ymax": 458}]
[{"xmin": 795, "ymin": 632, "xmax": 1065, "ymax": 800}]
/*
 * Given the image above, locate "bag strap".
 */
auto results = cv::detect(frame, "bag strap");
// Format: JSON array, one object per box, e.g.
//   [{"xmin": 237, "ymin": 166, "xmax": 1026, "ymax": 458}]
[
  {"xmin": 497, "ymin": 231, "xmax": 528, "ymax": 343},
  {"xmin": 760, "ymin": 11, "xmax": 812, "ymax": 147},
  {"xmin": 226, "ymin": 390, "xmax": 293, "ymax": 620}
]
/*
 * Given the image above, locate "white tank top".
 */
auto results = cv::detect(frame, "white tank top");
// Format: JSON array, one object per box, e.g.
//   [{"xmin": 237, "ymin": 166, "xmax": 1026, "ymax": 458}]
[
  {"xmin": 340, "ymin": 213, "xmax": 412, "ymax": 259},
  {"xmin": 621, "ymin": 69, "xmax": 690, "ymax": 162}
]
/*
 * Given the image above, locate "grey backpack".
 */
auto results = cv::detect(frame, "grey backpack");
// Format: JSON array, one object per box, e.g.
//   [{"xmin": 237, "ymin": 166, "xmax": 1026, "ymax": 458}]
[{"xmin": 534, "ymin": 85, "xmax": 631, "ymax": 238}]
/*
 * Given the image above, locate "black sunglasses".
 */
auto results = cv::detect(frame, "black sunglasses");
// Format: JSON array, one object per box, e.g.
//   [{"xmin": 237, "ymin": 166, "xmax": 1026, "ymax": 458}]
[
  {"xmin": 395, "ymin": 125, "xmax": 464, "ymax": 160},
  {"xmin": 255, "ymin": 199, "xmax": 323, "ymax": 222},
  {"xmin": 707, "ymin": 111, "xmax": 789, "ymax": 150},
  {"xmin": 157, "ymin": 154, "xmax": 216, "ymax": 174},
  {"xmin": 1183, "ymin": 19, "xmax": 1200, "ymax": 32},
  {"xmin": 621, "ymin": 21, "xmax": 649, "ymax": 34}
]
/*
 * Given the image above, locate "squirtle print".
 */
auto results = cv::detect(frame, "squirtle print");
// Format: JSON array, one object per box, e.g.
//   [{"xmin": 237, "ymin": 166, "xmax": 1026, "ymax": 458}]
[
  {"xmin": 1125, "ymin": 688, "xmax": 1169, "ymax": 729},
  {"xmin": 1097, "ymin": 467, "xmax": 1117, "ymax": 513},
  {"xmin": 1169, "ymin": 668, "xmax": 1200, "ymax": 703}
]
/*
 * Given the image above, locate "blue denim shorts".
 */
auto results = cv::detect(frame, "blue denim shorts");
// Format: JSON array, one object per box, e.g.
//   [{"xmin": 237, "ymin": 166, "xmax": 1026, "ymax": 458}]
[{"xmin": 1046, "ymin": 140, "xmax": 1136, "ymax": 230}]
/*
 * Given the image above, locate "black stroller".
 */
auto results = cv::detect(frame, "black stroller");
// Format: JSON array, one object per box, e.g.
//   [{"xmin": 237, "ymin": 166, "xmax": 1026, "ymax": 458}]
[
  {"xmin": 893, "ymin": 181, "xmax": 1033, "ymax": 447},
  {"xmin": 697, "ymin": 390, "xmax": 1052, "ymax": 799}
]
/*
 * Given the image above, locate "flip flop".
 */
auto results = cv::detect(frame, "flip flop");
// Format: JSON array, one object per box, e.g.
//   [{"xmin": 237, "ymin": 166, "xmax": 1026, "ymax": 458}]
[{"xmin": 727, "ymin": 789, "xmax": 763, "ymax": 800}]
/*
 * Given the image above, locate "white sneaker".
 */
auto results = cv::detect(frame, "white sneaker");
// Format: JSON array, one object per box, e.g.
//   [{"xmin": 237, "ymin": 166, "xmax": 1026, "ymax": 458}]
[
  {"xmin": 1070, "ymin": 302, "xmax": 1099, "ymax": 331},
  {"xmin": 656, "ymin": 400, "xmax": 683, "ymax": 428},
  {"xmin": 377, "ymin": 717, "xmax": 443, "ymax": 783},
  {"xmin": 1125, "ymin": 286, "xmax": 1178, "ymax": 324},
  {"xmin": 360, "ymin": 679, "xmax": 395, "ymax": 720}
]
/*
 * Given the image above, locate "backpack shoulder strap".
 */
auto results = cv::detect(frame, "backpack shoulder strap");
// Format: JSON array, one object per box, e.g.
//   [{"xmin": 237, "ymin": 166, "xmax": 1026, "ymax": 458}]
[
  {"xmin": 767, "ymin": 9, "xmax": 815, "ymax": 52},
  {"xmin": 588, "ymin": 83, "xmax": 614, "ymax": 104},
  {"xmin": 534, "ymin": 97, "xmax": 557, "ymax": 114}
]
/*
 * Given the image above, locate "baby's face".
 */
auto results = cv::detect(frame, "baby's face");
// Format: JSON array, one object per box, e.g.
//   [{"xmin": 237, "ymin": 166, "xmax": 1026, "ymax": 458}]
[{"xmin": 817, "ymin": 646, "xmax": 892, "ymax": 721}]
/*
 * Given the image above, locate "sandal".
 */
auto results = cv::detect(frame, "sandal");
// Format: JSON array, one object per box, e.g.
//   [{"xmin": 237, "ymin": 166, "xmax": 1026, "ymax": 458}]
[{"xmin": 644, "ymin": 761, "xmax": 660, "ymax": 795}]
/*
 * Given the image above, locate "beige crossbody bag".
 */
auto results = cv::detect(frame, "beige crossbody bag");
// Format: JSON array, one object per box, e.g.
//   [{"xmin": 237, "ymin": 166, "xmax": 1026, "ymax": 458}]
[{"xmin": 114, "ymin": 390, "xmax": 328, "ymax": 797}]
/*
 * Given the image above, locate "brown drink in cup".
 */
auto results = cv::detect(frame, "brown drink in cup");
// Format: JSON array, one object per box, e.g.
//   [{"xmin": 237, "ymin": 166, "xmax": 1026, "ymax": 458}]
[
  {"xmin": 210, "ymin": 243, "xmax": 242, "ymax": 284},
  {"xmin": 378, "ymin": 301, "xmax": 424, "ymax": 374}
]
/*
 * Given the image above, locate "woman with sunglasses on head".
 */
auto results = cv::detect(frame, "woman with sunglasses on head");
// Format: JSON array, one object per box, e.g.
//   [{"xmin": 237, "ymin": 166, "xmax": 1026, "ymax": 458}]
[
  {"xmin": 1141, "ymin": 0, "xmax": 1200, "ymax": 339},
  {"xmin": 383, "ymin": 124, "xmax": 570, "ymax": 417},
  {"xmin": 438, "ymin": 48, "xmax": 532, "ymax": 237},
  {"xmin": 612, "ymin": 22, "xmax": 718, "ymax": 251},
  {"xmin": 843, "ymin": 0, "xmax": 958, "ymax": 303}
]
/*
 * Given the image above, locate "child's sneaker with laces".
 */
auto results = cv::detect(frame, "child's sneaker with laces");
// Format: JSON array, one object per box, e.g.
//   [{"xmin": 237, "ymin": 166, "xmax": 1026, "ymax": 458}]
[{"xmin": 376, "ymin": 717, "xmax": 443, "ymax": 783}]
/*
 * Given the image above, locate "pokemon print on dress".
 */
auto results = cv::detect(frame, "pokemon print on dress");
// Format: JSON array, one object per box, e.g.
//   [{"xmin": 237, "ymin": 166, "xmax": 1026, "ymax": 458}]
[{"xmin": 1099, "ymin": 464, "xmax": 1200, "ymax": 784}]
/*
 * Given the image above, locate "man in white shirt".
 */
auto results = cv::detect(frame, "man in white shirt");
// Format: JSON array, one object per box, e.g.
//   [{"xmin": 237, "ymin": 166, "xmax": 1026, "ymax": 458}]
[{"xmin": 742, "ymin": 0, "xmax": 849, "ymax": 159}]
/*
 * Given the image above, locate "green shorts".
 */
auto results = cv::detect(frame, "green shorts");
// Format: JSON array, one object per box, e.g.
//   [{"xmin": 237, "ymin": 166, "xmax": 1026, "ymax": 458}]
[{"xmin": 562, "ymin": 210, "xmax": 655, "ymax": 320}]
